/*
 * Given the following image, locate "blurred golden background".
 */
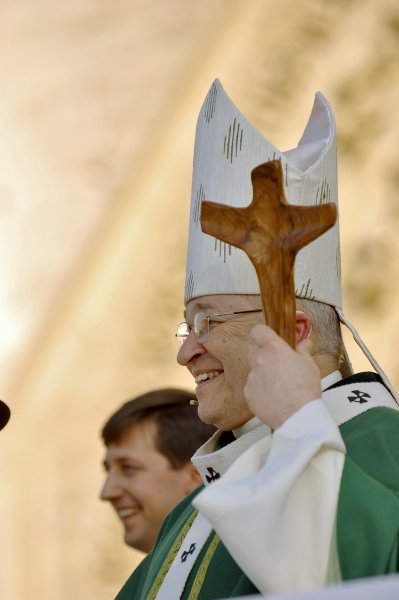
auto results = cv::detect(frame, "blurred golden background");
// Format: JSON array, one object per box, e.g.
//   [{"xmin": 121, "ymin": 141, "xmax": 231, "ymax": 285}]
[{"xmin": 0, "ymin": 1, "xmax": 398, "ymax": 598}]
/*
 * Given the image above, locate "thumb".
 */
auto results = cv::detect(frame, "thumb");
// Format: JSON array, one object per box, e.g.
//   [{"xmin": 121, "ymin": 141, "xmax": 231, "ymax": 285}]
[{"xmin": 250, "ymin": 324, "xmax": 280, "ymax": 348}]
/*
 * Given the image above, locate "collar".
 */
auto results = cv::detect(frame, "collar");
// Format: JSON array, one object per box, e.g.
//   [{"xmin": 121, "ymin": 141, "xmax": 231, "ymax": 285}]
[
  {"xmin": 321, "ymin": 370, "xmax": 342, "ymax": 391},
  {"xmin": 233, "ymin": 416, "xmax": 262, "ymax": 438},
  {"xmin": 322, "ymin": 372, "xmax": 398, "ymax": 425},
  {"xmin": 192, "ymin": 420, "xmax": 269, "ymax": 486}
]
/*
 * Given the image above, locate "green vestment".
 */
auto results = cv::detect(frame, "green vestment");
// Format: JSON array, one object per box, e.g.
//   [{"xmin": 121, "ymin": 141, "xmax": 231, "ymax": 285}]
[{"xmin": 116, "ymin": 373, "xmax": 399, "ymax": 599}]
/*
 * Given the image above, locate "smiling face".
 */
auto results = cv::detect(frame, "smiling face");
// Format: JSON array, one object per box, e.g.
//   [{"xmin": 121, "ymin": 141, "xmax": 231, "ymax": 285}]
[
  {"xmin": 177, "ymin": 294, "xmax": 264, "ymax": 431},
  {"xmin": 100, "ymin": 419, "xmax": 198, "ymax": 552}
]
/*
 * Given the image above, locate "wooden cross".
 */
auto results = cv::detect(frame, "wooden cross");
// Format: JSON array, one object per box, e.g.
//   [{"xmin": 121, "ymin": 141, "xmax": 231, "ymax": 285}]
[{"xmin": 200, "ymin": 160, "xmax": 337, "ymax": 348}]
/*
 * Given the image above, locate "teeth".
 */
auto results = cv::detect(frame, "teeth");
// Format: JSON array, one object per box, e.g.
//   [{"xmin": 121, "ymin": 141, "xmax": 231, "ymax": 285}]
[
  {"xmin": 195, "ymin": 371, "xmax": 220, "ymax": 383},
  {"xmin": 119, "ymin": 508, "xmax": 138, "ymax": 519}
]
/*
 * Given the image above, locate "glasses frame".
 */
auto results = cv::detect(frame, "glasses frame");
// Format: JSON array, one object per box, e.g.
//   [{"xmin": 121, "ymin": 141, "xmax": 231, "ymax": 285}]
[{"xmin": 176, "ymin": 308, "xmax": 263, "ymax": 345}]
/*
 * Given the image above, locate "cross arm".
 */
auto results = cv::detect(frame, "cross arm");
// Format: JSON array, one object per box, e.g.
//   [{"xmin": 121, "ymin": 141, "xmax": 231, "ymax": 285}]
[{"xmin": 200, "ymin": 160, "xmax": 337, "ymax": 347}]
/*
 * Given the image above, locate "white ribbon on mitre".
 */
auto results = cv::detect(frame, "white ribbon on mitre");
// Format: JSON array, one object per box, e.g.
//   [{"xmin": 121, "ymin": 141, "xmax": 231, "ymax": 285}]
[{"xmin": 184, "ymin": 79, "xmax": 397, "ymax": 403}]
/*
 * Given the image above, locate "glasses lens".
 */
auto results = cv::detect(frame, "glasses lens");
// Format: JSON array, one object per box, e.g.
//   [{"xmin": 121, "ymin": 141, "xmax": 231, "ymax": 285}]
[
  {"xmin": 193, "ymin": 312, "xmax": 208, "ymax": 341},
  {"xmin": 176, "ymin": 322, "xmax": 190, "ymax": 344}
]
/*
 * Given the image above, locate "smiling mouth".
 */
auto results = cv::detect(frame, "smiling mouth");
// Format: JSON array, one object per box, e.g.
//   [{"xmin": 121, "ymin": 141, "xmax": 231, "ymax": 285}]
[
  {"xmin": 194, "ymin": 371, "xmax": 222, "ymax": 384},
  {"xmin": 118, "ymin": 508, "xmax": 139, "ymax": 520}
]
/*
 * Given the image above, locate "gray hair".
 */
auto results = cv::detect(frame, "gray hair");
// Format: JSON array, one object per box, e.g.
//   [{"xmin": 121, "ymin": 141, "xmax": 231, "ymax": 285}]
[
  {"xmin": 296, "ymin": 298, "xmax": 344, "ymax": 366},
  {"xmin": 246, "ymin": 294, "xmax": 344, "ymax": 367}
]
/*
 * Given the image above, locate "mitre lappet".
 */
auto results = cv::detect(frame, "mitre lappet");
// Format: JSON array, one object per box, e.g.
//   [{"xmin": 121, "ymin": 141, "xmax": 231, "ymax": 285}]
[{"xmin": 184, "ymin": 78, "xmax": 397, "ymax": 402}]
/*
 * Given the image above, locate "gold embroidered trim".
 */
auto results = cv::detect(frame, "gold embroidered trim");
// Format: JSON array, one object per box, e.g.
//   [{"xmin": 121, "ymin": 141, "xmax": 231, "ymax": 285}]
[
  {"xmin": 146, "ymin": 509, "xmax": 198, "ymax": 600},
  {"xmin": 188, "ymin": 533, "xmax": 221, "ymax": 600}
]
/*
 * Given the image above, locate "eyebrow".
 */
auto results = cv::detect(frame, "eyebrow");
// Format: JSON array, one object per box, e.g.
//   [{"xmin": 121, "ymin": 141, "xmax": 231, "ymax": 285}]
[
  {"xmin": 184, "ymin": 301, "xmax": 216, "ymax": 320},
  {"xmin": 102, "ymin": 456, "xmax": 143, "ymax": 470},
  {"xmin": 197, "ymin": 301, "xmax": 213, "ymax": 310}
]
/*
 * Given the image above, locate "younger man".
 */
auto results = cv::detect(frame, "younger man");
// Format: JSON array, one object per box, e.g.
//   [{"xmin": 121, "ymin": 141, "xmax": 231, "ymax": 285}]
[{"xmin": 100, "ymin": 387, "xmax": 214, "ymax": 553}]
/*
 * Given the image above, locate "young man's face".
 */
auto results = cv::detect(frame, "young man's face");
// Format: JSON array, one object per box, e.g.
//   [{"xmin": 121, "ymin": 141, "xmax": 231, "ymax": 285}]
[
  {"xmin": 100, "ymin": 419, "xmax": 197, "ymax": 553},
  {"xmin": 177, "ymin": 294, "xmax": 263, "ymax": 431}
]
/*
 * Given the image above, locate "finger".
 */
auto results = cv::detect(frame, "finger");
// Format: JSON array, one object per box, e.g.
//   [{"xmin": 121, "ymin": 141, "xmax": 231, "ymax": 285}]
[
  {"xmin": 250, "ymin": 348, "xmax": 265, "ymax": 369},
  {"xmin": 250, "ymin": 324, "xmax": 281, "ymax": 348}
]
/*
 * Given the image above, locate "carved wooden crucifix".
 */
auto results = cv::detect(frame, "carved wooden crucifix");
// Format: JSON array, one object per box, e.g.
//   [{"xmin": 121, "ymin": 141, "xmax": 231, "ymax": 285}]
[{"xmin": 200, "ymin": 160, "xmax": 337, "ymax": 348}]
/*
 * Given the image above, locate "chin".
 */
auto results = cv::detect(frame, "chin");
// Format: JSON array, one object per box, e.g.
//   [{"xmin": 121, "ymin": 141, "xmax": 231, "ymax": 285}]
[
  {"xmin": 125, "ymin": 532, "xmax": 139, "ymax": 548},
  {"xmin": 198, "ymin": 408, "xmax": 226, "ymax": 430},
  {"xmin": 197, "ymin": 407, "xmax": 216, "ymax": 427},
  {"xmin": 126, "ymin": 537, "xmax": 146, "ymax": 553}
]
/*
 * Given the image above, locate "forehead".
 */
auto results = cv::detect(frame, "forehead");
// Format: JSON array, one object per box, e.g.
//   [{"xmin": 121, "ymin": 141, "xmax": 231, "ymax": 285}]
[
  {"xmin": 184, "ymin": 294, "xmax": 255, "ymax": 318},
  {"xmin": 105, "ymin": 419, "xmax": 159, "ymax": 459}
]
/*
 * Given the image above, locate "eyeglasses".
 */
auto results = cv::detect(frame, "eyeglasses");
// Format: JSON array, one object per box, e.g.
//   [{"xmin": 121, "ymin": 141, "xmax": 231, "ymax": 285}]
[{"xmin": 175, "ymin": 309, "xmax": 263, "ymax": 345}]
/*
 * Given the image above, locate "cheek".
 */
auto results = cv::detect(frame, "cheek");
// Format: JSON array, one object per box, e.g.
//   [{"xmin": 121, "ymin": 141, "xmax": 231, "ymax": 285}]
[
  {"xmin": 151, "ymin": 468, "xmax": 177, "ymax": 489},
  {"xmin": 128, "ymin": 473, "xmax": 159, "ymax": 497},
  {"xmin": 150, "ymin": 473, "xmax": 183, "ymax": 503},
  {"xmin": 209, "ymin": 326, "xmax": 256, "ymax": 381},
  {"xmin": 225, "ymin": 343, "xmax": 256, "ymax": 394},
  {"xmin": 223, "ymin": 351, "xmax": 250, "ymax": 392},
  {"xmin": 223, "ymin": 333, "xmax": 251, "ymax": 370}
]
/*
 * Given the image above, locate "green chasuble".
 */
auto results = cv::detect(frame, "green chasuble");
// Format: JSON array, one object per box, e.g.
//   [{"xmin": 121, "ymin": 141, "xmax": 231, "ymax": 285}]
[
  {"xmin": 116, "ymin": 373, "xmax": 399, "ymax": 600},
  {"xmin": 335, "ymin": 375, "xmax": 399, "ymax": 579},
  {"xmin": 115, "ymin": 485, "xmax": 260, "ymax": 599}
]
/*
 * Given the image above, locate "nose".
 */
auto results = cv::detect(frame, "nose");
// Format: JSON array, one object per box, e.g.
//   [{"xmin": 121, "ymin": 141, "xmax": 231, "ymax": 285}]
[
  {"xmin": 100, "ymin": 471, "xmax": 123, "ymax": 501},
  {"xmin": 177, "ymin": 330, "xmax": 206, "ymax": 367}
]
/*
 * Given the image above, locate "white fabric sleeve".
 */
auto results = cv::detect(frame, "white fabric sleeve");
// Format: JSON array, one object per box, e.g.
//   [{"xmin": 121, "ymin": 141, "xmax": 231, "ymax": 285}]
[{"xmin": 193, "ymin": 399, "xmax": 346, "ymax": 595}]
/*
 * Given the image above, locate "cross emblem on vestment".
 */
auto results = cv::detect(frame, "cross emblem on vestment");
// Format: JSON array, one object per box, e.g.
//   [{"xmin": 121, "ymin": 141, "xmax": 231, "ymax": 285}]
[
  {"xmin": 200, "ymin": 160, "xmax": 337, "ymax": 348},
  {"xmin": 181, "ymin": 543, "xmax": 197, "ymax": 562},
  {"xmin": 348, "ymin": 390, "xmax": 371, "ymax": 404}
]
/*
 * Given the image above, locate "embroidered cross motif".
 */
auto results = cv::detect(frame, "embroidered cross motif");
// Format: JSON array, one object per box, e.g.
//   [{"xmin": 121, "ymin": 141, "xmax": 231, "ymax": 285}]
[
  {"xmin": 205, "ymin": 467, "xmax": 220, "ymax": 483},
  {"xmin": 348, "ymin": 389, "xmax": 371, "ymax": 404},
  {"xmin": 181, "ymin": 543, "xmax": 196, "ymax": 562}
]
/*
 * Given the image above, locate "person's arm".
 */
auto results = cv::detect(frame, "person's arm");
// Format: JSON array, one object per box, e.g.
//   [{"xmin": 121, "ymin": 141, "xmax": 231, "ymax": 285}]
[
  {"xmin": 194, "ymin": 324, "xmax": 345, "ymax": 593},
  {"xmin": 244, "ymin": 324, "xmax": 399, "ymax": 579}
]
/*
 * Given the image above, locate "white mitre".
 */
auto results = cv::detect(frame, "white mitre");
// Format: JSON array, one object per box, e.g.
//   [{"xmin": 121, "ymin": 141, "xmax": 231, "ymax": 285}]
[
  {"xmin": 185, "ymin": 79, "xmax": 338, "ymax": 306},
  {"xmin": 184, "ymin": 79, "xmax": 397, "ymax": 401}
]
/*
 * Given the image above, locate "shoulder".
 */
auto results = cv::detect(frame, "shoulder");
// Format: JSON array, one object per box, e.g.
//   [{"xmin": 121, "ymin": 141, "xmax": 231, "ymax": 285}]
[
  {"xmin": 322, "ymin": 371, "xmax": 399, "ymax": 429},
  {"xmin": 335, "ymin": 374, "xmax": 399, "ymax": 489}
]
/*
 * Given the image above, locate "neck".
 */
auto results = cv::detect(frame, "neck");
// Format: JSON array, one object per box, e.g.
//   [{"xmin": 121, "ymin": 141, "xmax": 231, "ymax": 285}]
[{"xmin": 313, "ymin": 351, "xmax": 341, "ymax": 379}]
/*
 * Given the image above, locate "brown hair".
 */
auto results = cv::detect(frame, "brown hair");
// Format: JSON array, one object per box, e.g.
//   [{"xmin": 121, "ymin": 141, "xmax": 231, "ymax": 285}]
[{"xmin": 101, "ymin": 388, "xmax": 215, "ymax": 469}]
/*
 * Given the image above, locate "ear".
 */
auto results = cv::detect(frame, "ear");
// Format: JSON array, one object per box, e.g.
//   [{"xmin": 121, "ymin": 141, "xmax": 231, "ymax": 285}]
[
  {"xmin": 181, "ymin": 462, "xmax": 202, "ymax": 494},
  {"xmin": 295, "ymin": 310, "xmax": 313, "ymax": 345}
]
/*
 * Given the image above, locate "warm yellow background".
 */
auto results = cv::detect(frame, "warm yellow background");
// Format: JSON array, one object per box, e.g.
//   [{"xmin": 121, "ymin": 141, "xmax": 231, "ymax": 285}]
[{"xmin": 0, "ymin": 1, "xmax": 398, "ymax": 598}]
